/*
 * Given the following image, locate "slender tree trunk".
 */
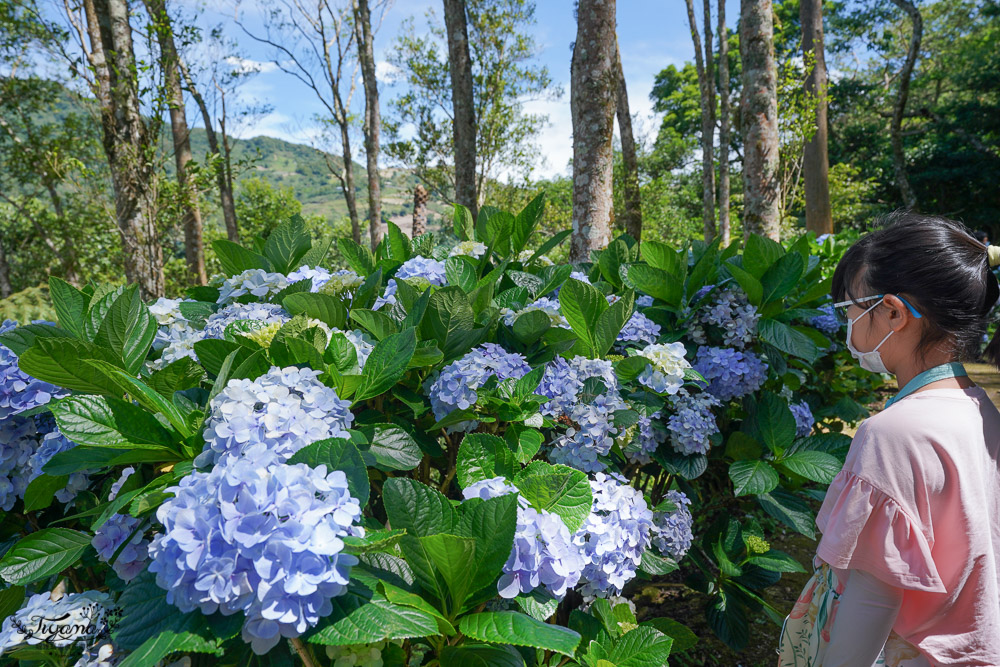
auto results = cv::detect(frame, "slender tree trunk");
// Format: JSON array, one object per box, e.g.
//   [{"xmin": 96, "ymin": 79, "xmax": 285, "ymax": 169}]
[
  {"xmin": 42, "ymin": 183, "xmax": 80, "ymax": 284},
  {"xmin": 889, "ymin": 0, "xmax": 922, "ymax": 209},
  {"xmin": 146, "ymin": 0, "xmax": 206, "ymax": 284},
  {"xmin": 717, "ymin": 0, "xmax": 731, "ymax": 246},
  {"xmin": 739, "ymin": 0, "xmax": 781, "ymax": 241},
  {"xmin": 442, "ymin": 0, "xmax": 478, "ymax": 218},
  {"xmin": 85, "ymin": 0, "xmax": 164, "ymax": 299},
  {"xmin": 335, "ymin": 125, "xmax": 362, "ymax": 244},
  {"xmin": 412, "ymin": 184, "xmax": 429, "ymax": 237},
  {"xmin": 177, "ymin": 57, "xmax": 240, "ymax": 244},
  {"xmin": 800, "ymin": 0, "xmax": 833, "ymax": 235},
  {"xmin": 570, "ymin": 0, "xmax": 617, "ymax": 262},
  {"xmin": 685, "ymin": 0, "xmax": 717, "ymax": 241},
  {"xmin": 0, "ymin": 232, "xmax": 12, "ymax": 298},
  {"xmin": 614, "ymin": 41, "xmax": 642, "ymax": 242},
  {"xmin": 353, "ymin": 0, "xmax": 382, "ymax": 250}
]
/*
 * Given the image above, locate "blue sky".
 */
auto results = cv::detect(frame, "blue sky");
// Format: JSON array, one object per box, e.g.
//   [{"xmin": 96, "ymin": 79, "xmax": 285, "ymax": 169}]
[{"xmin": 184, "ymin": 0, "xmax": 742, "ymax": 179}]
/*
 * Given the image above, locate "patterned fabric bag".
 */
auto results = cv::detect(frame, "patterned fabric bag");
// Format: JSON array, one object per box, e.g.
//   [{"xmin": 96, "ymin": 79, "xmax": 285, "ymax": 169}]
[{"xmin": 777, "ymin": 561, "xmax": 928, "ymax": 667}]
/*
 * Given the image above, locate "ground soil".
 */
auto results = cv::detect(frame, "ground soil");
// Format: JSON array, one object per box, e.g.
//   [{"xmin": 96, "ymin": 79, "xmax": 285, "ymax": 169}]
[{"xmin": 639, "ymin": 364, "xmax": 1000, "ymax": 666}]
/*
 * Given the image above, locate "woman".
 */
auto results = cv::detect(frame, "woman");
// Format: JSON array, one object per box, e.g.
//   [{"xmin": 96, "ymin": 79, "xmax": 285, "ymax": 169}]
[{"xmin": 779, "ymin": 211, "xmax": 1000, "ymax": 666}]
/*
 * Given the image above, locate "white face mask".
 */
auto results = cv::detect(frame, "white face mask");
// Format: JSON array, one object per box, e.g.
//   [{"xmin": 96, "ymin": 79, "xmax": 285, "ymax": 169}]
[{"xmin": 846, "ymin": 297, "xmax": 894, "ymax": 374}]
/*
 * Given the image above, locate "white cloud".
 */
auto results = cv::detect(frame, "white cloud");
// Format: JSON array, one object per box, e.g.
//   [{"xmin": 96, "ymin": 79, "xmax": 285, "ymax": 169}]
[
  {"xmin": 224, "ymin": 56, "xmax": 279, "ymax": 75},
  {"xmin": 375, "ymin": 60, "xmax": 404, "ymax": 84}
]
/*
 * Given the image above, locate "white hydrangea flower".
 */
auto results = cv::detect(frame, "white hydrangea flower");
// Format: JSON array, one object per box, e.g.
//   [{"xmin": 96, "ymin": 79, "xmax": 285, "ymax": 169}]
[
  {"xmin": 320, "ymin": 270, "xmax": 365, "ymax": 295},
  {"xmin": 517, "ymin": 249, "xmax": 554, "ymax": 266},
  {"xmin": 217, "ymin": 269, "xmax": 289, "ymax": 305},
  {"xmin": 449, "ymin": 241, "xmax": 488, "ymax": 259},
  {"xmin": 636, "ymin": 342, "xmax": 691, "ymax": 395}
]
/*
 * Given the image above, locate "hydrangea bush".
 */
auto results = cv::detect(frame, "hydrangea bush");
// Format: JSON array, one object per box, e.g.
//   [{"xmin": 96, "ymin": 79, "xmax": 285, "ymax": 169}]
[{"xmin": 0, "ymin": 203, "xmax": 858, "ymax": 664}]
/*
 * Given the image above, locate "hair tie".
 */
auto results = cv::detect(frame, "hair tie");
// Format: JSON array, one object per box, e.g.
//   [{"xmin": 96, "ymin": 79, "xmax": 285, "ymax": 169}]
[{"xmin": 989, "ymin": 245, "xmax": 1000, "ymax": 269}]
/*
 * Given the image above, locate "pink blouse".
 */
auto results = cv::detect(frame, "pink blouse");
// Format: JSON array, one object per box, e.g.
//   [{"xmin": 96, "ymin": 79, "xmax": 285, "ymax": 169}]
[{"xmin": 815, "ymin": 386, "xmax": 1000, "ymax": 665}]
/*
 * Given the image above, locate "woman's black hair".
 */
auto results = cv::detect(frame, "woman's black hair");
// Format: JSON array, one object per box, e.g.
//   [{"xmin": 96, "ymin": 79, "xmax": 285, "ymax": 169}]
[{"xmin": 831, "ymin": 210, "xmax": 1000, "ymax": 369}]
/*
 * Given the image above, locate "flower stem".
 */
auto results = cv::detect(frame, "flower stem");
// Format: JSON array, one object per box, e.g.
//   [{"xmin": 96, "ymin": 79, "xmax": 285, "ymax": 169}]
[{"xmin": 290, "ymin": 637, "xmax": 318, "ymax": 667}]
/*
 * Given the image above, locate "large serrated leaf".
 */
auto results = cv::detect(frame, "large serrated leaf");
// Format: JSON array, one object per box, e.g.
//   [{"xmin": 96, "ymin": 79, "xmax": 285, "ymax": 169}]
[
  {"xmin": 459, "ymin": 611, "xmax": 581, "ymax": 657},
  {"xmin": 17, "ymin": 337, "xmax": 124, "ymax": 395},
  {"xmin": 51, "ymin": 395, "xmax": 177, "ymax": 449},
  {"xmin": 513, "ymin": 462, "xmax": 593, "ymax": 533},
  {"xmin": 354, "ymin": 328, "xmax": 416, "ymax": 403},
  {"xmin": 307, "ymin": 595, "xmax": 438, "ymax": 646},
  {"xmin": 263, "ymin": 215, "xmax": 312, "ymax": 274},
  {"xmin": 728, "ymin": 460, "xmax": 779, "ymax": 496},
  {"xmin": 0, "ymin": 528, "xmax": 92, "ymax": 585}
]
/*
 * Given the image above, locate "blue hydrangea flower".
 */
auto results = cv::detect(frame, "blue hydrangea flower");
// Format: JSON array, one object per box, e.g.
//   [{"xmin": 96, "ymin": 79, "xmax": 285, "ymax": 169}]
[
  {"xmin": 0, "ymin": 320, "xmax": 68, "ymax": 419},
  {"xmin": 502, "ymin": 297, "xmax": 569, "ymax": 328},
  {"xmin": 427, "ymin": 344, "xmax": 531, "ymax": 431},
  {"xmin": 108, "ymin": 467, "xmax": 135, "ymax": 501},
  {"xmin": 691, "ymin": 284, "xmax": 715, "ymax": 303},
  {"xmin": 148, "ymin": 323, "xmax": 205, "ymax": 371},
  {"xmin": 692, "ymin": 346, "xmax": 768, "ymax": 401},
  {"xmin": 625, "ymin": 413, "xmax": 668, "ymax": 465},
  {"xmin": 462, "ymin": 478, "xmax": 584, "ymax": 600},
  {"xmin": 395, "ymin": 256, "xmax": 447, "ymax": 286},
  {"xmin": 0, "ymin": 416, "xmax": 37, "ymax": 511},
  {"xmin": 696, "ymin": 288, "xmax": 760, "ymax": 349},
  {"xmin": 217, "ymin": 269, "xmax": 290, "ymax": 305},
  {"xmin": 197, "ymin": 366, "xmax": 354, "ymax": 467},
  {"xmin": 331, "ymin": 329, "xmax": 376, "ymax": 372},
  {"xmin": 635, "ymin": 342, "xmax": 690, "ymax": 395},
  {"xmin": 573, "ymin": 473, "xmax": 654, "ymax": 596},
  {"xmin": 636, "ymin": 295, "xmax": 654, "ymax": 308},
  {"xmin": 652, "ymin": 490, "xmax": 694, "ymax": 560},
  {"xmin": 616, "ymin": 312, "xmax": 661, "ymax": 348},
  {"xmin": 287, "ymin": 265, "xmax": 333, "ymax": 291},
  {"xmin": 372, "ymin": 279, "xmax": 398, "ymax": 311},
  {"xmin": 92, "ymin": 513, "xmax": 148, "ymax": 581},
  {"xmin": 539, "ymin": 357, "xmax": 626, "ymax": 473},
  {"xmin": 148, "ymin": 444, "xmax": 364, "ymax": 654},
  {"xmin": 0, "ymin": 590, "xmax": 114, "ymax": 651},
  {"xmin": 790, "ymin": 400, "xmax": 815, "ymax": 437},
  {"xmin": 810, "ymin": 303, "xmax": 840, "ymax": 336},
  {"xmin": 202, "ymin": 303, "xmax": 291, "ymax": 339},
  {"xmin": 27, "ymin": 424, "xmax": 91, "ymax": 506},
  {"xmin": 666, "ymin": 389, "xmax": 720, "ymax": 456}
]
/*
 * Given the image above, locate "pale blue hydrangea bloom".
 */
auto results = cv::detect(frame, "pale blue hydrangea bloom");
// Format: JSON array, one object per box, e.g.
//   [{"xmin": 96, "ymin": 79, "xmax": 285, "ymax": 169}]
[
  {"xmin": 636, "ymin": 342, "xmax": 690, "ymax": 395},
  {"xmin": 790, "ymin": 400, "xmax": 815, "ymax": 437},
  {"xmin": 810, "ymin": 303, "xmax": 840, "ymax": 336},
  {"xmin": 372, "ymin": 278, "xmax": 398, "ymax": 311},
  {"xmin": 108, "ymin": 467, "xmax": 135, "ymax": 501},
  {"xmin": 197, "ymin": 366, "xmax": 354, "ymax": 467},
  {"xmin": 652, "ymin": 490, "xmax": 694, "ymax": 560},
  {"xmin": 625, "ymin": 413, "xmax": 668, "ymax": 465},
  {"xmin": 636, "ymin": 294, "xmax": 654, "ymax": 308},
  {"xmin": 148, "ymin": 298, "xmax": 198, "ymax": 351},
  {"xmin": 427, "ymin": 344, "xmax": 531, "ymax": 430},
  {"xmin": 502, "ymin": 297, "xmax": 569, "ymax": 328},
  {"xmin": 693, "ymin": 346, "xmax": 768, "ymax": 401},
  {"xmin": 0, "ymin": 416, "xmax": 37, "ymax": 511},
  {"xmin": 217, "ymin": 269, "xmax": 290, "ymax": 305},
  {"xmin": 573, "ymin": 472, "xmax": 654, "ymax": 596},
  {"xmin": 331, "ymin": 329, "xmax": 376, "ymax": 372},
  {"xmin": 148, "ymin": 444, "xmax": 364, "ymax": 654},
  {"xmin": 27, "ymin": 423, "xmax": 91, "ymax": 506},
  {"xmin": 0, "ymin": 320, "xmax": 68, "ymax": 418},
  {"xmin": 92, "ymin": 513, "xmax": 148, "ymax": 581},
  {"xmin": 0, "ymin": 590, "xmax": 114, "ymax": 651},
  {"xmin": 202, "ymin": 303, "xmax": 291, "ymax": 339},
  {"xmin": 396, "ymin": 256, "xmax": 447, "ymax": 286},
  {"xmin": 616, "ymin": 311, "xmax": 661, "ymax": 348},
  {"xmin": 697, "ymin": 288, "xmax": 760, "ymax": 349},
  {"xmin": 287, "ymin": 265, "xmax": 333, "ymax": 291},
  {"xmin": 666, "ymin": 389, "xmax": 720, "ymax": 456},
  {"xmin": 462, "ymin": 477, "xmax": 584, "ymax": 600},
  {"xmin": 147, "ymin": 324, "xmax": 205, "ymax": 371}
]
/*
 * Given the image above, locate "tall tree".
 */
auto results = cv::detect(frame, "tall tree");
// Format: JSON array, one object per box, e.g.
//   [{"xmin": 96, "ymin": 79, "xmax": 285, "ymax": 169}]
[
  {"xmin": 442, "ymin": 0, "xmax": 478, "ymax": 218},
  {"xmin": 614, "ymin": 40, "xmax": 642, "ymax": 242},
  {"xmin": 85, "ymin": 0, "xmax": 164, "ymax": 298},
  {"xmin": 412, "ymin": 184, "xmax": 429, "ymax": 237},
  {"xmin": 888, "ymin": 0, "xmax": 922, "ymax": 209},
  {"xmin": 145, "ymin": 0, "xmax": 206, "ymax": 284},
  {"xmin": 717, "ymin": 0, "xmax": 732, "ymax": 245},
  {"xmin": 353, "ymin": 0, "xmax": 383, "ymax": 250},
  {"xmin": 387, "ymin": 0, "xmax": 553, "ymax": 204},
  {"xmin": 569, "ymin": 0, "xmax": 616, "ymax": 262},
  {"xmin": 236, "ymin": 0, "xmax": 362, "ymax": 245},
  {"xmin": 739, "ymin": 0, "xmax": 781, "ymax": 240},
  {"xmin": 800, "ymin": 0, "xmax": 833, "ymax": 234},
  {"xmin": 684, "ymin": 0, "xmax": 716, "ymax": 241}
]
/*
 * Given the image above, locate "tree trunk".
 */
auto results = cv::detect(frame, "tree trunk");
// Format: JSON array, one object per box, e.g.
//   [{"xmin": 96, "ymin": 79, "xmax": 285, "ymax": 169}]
[
  {"xmin": 412, "ymin": 184, "xmax": 429, "ymax": 237},
  {"xmin": 889, "ymin": 0, "xmax": 922, "ymax": 209},
  {"xmin": 336, "ymin": 124, "xmax": 362, "ymax": 244},
  {"xmin": 85, "ymin": 0, "xmax": 164, "ymax": 299},
  {"xmin": 739, "ymin": 0, "xmax": 781, "ymax": 241},
  {"xmin": 569, "ymin": 0, "xmax": 617, "ymax": 263},
  {"xmin": 800, "ymin": 0, "xmax": 833, "ymax": 235},
  {"xmin": 442, "ymin": 0, "xmax": 478, "ymax": 218},
  {"xmin": 0, "ymin": 232, "xmax": 11, "ymax": 299},
  {"xmin": 353, "ymin": 0, "xmax": 383, "ymax": 250},
  {"xmin": 717, "ymin": 0, "xmax": 731, "ymax": 246},
  {"xmin": 177, "ymin": 57, "xmax": 240, "ymax": 244},
  {"xmin": 614, "ymin": 40, "xmax": 642, "ymax": 243},
  {"xmin": 146, "ymin": 0, "xmax": 206, "ymax": 285},
  {"xmin": 684, "ymin": 0, "xmax": 716, "ymax": 242}
]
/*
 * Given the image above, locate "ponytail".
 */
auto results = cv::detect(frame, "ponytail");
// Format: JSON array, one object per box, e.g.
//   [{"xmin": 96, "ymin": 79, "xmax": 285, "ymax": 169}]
[{"xmin": 981, "ymin": 246, "xmax": 1000, "ymax": 369}]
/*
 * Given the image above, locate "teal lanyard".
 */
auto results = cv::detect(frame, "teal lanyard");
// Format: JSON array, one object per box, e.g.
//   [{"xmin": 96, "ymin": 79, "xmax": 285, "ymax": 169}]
[{"xmin": 885, "ymin": 362, "xmax": 968, "ymax": 408}]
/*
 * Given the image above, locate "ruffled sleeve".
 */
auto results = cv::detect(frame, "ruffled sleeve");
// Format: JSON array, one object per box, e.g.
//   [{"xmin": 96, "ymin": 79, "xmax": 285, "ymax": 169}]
[{"xmin": 816, "ymin": 469, "xmax": 946, "ymax": 593}]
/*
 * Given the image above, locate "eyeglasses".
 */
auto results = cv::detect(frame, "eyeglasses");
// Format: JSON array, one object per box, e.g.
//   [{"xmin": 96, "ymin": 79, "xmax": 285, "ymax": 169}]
[{"xmin": 831, "ymin": 294, "xmax": 923, "ymax": 324}]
